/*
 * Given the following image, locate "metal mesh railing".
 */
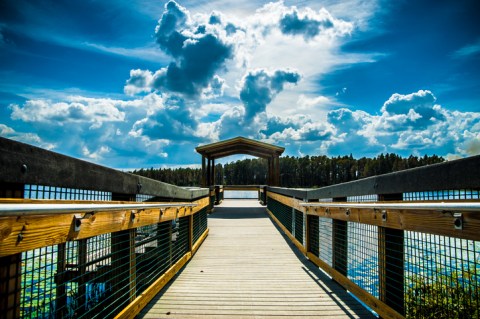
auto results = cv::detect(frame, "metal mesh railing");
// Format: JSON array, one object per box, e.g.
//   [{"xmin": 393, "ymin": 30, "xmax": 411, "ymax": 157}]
[
  {"xmin": 21, "ymin": 232, "xmax": 124, "ymax": 318},
  {"xmin": 347, "ymin": 194, "xmax": 378, "ymax": 202},
  {"xmin": 267, "ymin": 198, "xmax": 293, "ymax": 234},
  {"xmin": 404, "ymin": 189, "xmax": 480, "ymax": 201},
  {"xmin": 348, "ymin": 222, "xmax": 379, "ymax": 298},
  {"xmin": 294, "ymin": 209, "xmax": 304, "ymax": 244},
  {"xmin": 318, "ymin": 217, "xmax": 333, "ymax": 267},
  {"xmin": 171, "ymin": 216, "xmax": 190, "ymax": 265},
  {"xmin": 308, "ymin": 215, "xmax": 319, "ymax": 257},
  {"xmin": 135, "ymin": 222, "xmax": 171, "ymax": 296},
  {"xmin": 24, "ymin": 184, "xmax": 112, "ymax": 201},
  {"xmin": 21, "ymin": 246, "xmax": 58, "ymax": 318},
  {"xmin": 135, "ymin": 194, "xmax": 156, "ymax": 202},
  {"xmin": 271, "ymin": 189, "xmax": 480, "ymax": 319},
  {"xmin": 193, "ymin": 207, "xmax": 208, "ymax": 244},
  {"xmin": 3, "ymin": 199, "xmax": 209, "ymax": 319},
  {"xmin": 305, "ymin": 214, "xmax": 480, "ymax": 318},
  {"xmin": 18, "ymin": 214, "xmax": 203, "ymax": 319},
  {"xmin": 404, "ymin": 232, "xmax": 480, "ymax": 318}
]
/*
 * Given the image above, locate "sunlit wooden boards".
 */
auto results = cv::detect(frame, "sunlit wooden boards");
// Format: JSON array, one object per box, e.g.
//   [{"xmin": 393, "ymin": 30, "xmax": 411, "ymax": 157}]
[{"xmin": 139, "ymin": 199, "xmax": 375, "ymax": 319}]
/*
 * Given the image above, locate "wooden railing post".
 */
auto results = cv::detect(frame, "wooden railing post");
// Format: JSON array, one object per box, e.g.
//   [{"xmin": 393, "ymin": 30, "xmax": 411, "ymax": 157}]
[
  {"xmin": 0, "ymin": 182, "xmax": 24, "ymax": 199},
  {"xmin": 78, "ymin": 238, "xmax": 88, "ymax": 314},
  {"xmin": 0, "ymin": 254, "xmax": 21, "ymax": 319},
  {"xmin": 110, "ymin": 229, "xmax": 136, "ymax": 313},
  {"xmin": 305, "ymin": 199, "xmax": 319, "ymax": 256},
  {"xmin": 110, "ymin": 193, "xmax": 137, "ymax": 312},
  {"xmin": 55, "ymin": 243, "xmax": 67, "ymax": 318},
  {"xmin": 0, "ymin": 182, "xmax": 23, "ymax": 319},
  {"xmin": 378, "ymin": 193, "xmax": 405, "ymax": 316},
  {"xmin": 305, "ymin": 207, "xmax": 310, "ymax": 254},
  {"xmin": 189, "ymin": 212, "xmax": 194, "ymax": 252},
  {"xmin": 332, "ymin": 197, "xmax": 348, "ymax": 277},
  {"xmin": 214, "ymin": 186, "xmax": 220, "ymax": 205}
]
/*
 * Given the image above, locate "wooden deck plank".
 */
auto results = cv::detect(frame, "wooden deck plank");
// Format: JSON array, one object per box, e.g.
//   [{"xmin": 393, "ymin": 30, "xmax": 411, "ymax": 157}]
[{"xmin": 139, "ymin": 200, "xmax": 376, "ymax": 319}]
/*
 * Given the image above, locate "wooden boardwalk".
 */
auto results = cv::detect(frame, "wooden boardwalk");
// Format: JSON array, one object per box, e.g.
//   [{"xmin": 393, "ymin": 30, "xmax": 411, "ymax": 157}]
[{"xmin": 139, "ymin": 200, "xmax": 375, "ymax": 319}]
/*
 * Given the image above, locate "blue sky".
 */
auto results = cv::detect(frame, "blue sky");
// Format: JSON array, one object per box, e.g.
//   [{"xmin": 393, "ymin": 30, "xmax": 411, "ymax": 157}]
[{"xmin": 1, "ymin": 0, "xmax": 479, "ymax": 169}]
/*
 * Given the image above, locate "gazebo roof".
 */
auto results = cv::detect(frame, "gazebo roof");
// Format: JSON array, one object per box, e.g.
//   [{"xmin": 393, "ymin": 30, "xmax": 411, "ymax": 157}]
[{"xmin": 195, "ymin": 136, "xmax": 284, "ymax": 160}]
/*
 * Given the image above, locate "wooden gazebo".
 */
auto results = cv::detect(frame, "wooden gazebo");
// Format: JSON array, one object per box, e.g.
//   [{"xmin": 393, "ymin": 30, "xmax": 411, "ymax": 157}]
[{"xmin": 195, "ymin": 136, "xmax": 285, "ymax": 187}]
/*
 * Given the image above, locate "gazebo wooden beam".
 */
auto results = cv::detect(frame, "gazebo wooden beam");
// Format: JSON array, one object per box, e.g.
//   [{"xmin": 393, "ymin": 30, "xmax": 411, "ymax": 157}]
[{"xmin": 196, "ymin": 137, "xmax": 285, "ymax": 187}]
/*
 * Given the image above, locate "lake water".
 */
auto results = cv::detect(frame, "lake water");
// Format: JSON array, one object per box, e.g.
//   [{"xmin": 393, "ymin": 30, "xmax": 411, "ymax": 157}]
[{"xmin": 223, "ymin": 190, "xmax": 258, "ymax": 199}]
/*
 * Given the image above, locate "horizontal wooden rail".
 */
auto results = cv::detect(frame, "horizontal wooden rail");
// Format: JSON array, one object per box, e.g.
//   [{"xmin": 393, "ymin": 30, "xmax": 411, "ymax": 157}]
[
  {"xmin": 267, "ymin": 190, "xmax": 480, "ymax": 319},
  {"xmin": 0, "ymin": 197, "xmax": 209, "ymax": 257},
  {"xmin": 0, "ymin": 138, "xmax": 214, "ymax": 319},
  {"xmin": 302, "ymin": 201, "xmax": 480, "ymax": 241},
  {"xmin": 0, "ymin": 197, "xmax": 210, "ymax": 319},
  {"xmin": 301, "ymin": 201, "xmax": 480, "ymax": 211},
  {"xmin": 0, "ymin": 202, "xmax": 196, "ymax": 216}
]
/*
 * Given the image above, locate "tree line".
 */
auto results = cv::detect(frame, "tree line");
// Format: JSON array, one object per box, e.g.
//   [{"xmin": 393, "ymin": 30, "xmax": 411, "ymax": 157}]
[{"xmin": 131, "ymin": 153, "xmax": 444, "ymax": 188}]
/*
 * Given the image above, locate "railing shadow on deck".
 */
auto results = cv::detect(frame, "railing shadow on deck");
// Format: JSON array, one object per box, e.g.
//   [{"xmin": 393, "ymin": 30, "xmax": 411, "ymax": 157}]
[
  {"xmin": 267, "ymin": 208, "xmax": 376, "ymax": 319},
  {"xmin": 208, "ymin": 201, "xmax": 267, "ymax": 219}
]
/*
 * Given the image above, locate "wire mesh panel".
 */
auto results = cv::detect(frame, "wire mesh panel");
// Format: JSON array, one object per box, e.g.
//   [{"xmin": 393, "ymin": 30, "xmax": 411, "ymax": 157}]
[
  {"xmin": 294, "ymin": 209, "xmax": 304, "ymax": 244},
  {"xmin": 308, "ymin": 215, "xmax": 319, "ymax": 257},
  {"xmin": 332, "ymin": 220, "xmax": 348, "ymax": 276},
  {"xmin": 347, "ymin": 194, "xmax": 378, "ymax": 202},
  {"xmin": 135, "ymin": 194, "xmax": 155, "ymax": 202},
  {"xmin": 60, "ymin": 234, "xmax": 121, "ymax": 318},
  {"xmin": 319, "ymin": 217, "xmax": 333, "ymax": 267},
  {"xmin": 405, "ymin": 231, "xmax": 480, "ymax": 319},
  {"xmin": 24, "ymin": 184, "xmax": 112, "ymax": 201},
  {"xmin": 404, "ymin": 189, "xmax": 480, "ymax": 201},
  {"xmin": 347, "ymin": 222, "xmax": 379, "ymax": 298},
  {"xmin": 21, "ymin": 246, "xmax": 58, "ymax": 318},
  {"xmin": 267, "ymin": 197, "xmax": 293, "ymax": 233},
  {"xmin": 21, "ymin": 234, "xmax": 119, "ymax": 318},
  {"xmin": 171, "ymin": 216, "xmax": 190, "ymax": 265},
  {"xmin": 136, "ymin": 222, "xmax": 171, "ymax": 296},
  {"xmin": 193, "ymin": 207, "xmax": 208, "ymax": 245}
]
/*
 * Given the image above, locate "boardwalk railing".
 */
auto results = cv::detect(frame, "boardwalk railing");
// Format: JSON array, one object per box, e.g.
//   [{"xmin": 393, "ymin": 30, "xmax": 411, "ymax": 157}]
[
  {"xmin": 266, "ymin": 155, "xmax": 480, "ymax": 319},
  {"xmin": 0, "ymin": 137, "xmax": 210, "ymax": 319},
  {"xmin": 2, "ymin": 136, "xmax": 480, "ymax": 319}
]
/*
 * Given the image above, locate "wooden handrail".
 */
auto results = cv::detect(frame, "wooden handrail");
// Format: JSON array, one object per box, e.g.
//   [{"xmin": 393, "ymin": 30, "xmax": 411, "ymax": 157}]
[
  {"xmin": 266, "ymin": 190, "xmax": 480, "ymax": 319},
  {"xmin": 300, "ymin": 201, "xmax": 480, "ymax": 211},
  {"xmin": 0, "ymin": 197, "xmax": 209, "ymax": 257},
  {"xmin": 0, "ymin": 202, "xmax": 197, "ymax": 216}
]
